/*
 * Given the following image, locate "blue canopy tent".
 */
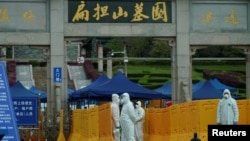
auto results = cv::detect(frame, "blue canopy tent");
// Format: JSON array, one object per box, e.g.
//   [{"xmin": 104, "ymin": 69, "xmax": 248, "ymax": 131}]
[
  {"xmin": 71, "ymin": 74, "xmax": 110, "ymax": 99},
  {"xmin": 210, "ymin": 78, "xmax": 237, "ymax": 93},
  {"xmin": 154, "ymin": 82, "xmax": 172, "ymax": 99},
  {"xmin": 10, "ymin": 81, "xmax": 38, "ymax": 98},
  {"xmin": 192, "ymin": 80, "xmax": 205, "ymax": 93},
  {"xmin": 154, "ymin": 81, "xmax": 205, "ymax": 99},
  {"xmin": 192, "ymin": 80, "xmax": 238, "ymax": 100},
  {"xmin": 29, "ymin": 86, "xmax": 74, "ymax": 102},
  {"xmin": 89, "ymin": 72, "xmax": 163, "ymax": 100},
  {"xmin": 29, "ymin": 86, "xmax": 47, "ymax": 102}
]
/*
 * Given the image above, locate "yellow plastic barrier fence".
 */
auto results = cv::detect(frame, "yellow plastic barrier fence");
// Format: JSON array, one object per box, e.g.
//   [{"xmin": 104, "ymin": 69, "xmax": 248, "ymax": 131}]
[
  {"xmin": 143, "ymin": 108, "xmax": 149, "ymax": 141},
  {"xmin": 68, "ymin": 109, "xmax": 83, "ymax": 141},
  {"xmin": 237, "ymin": 99, "xmax": 248, "ymax": 124},
  {"xmin": 162, "ymin": 107, "xmax": 170, "ymax": 141},
  {"xmin": 169, "ymin": 104, "xmax": 180, "ymax": 141},
  {"xmin": 185, "ymin": 100, "xmax": 218, "ymax": 141},
  {"xmin": 67, "ymin": 99, "xmax": 250, "ymax": 141},
  {"xmin": 247, "ymin": 100, "xmax": 250, "ymax": 124},
  {"xmin": 88, "ymin": 106, "xmax": 99, "ymax": 141},
  {"xmin": 178, "ymin": 102, "xmax": 190, "ymax": 141},
  {"xmin": 98, "ymin": 103, "xmax": 113, "ymax": 141},
  {"xmin": 148, "ymin": 108, "xmax": 161, "ymax": 141}
]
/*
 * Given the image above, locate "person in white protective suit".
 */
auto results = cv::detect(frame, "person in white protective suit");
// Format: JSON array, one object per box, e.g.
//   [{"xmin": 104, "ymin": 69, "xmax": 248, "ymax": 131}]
[
  {"xmin": 119, "ymin": 92, "xmax": 137, "ymax": 141},
  {"xmin": 134, "ymin": 101, "xmax": 145, "ymax": 141},
  {"xmin": 111, "ymin": 93, "xmax": 121, "ymax": 141},
  {"xmin": 217, "ymin": 89, "xmax": 239, "ymax": 125}
]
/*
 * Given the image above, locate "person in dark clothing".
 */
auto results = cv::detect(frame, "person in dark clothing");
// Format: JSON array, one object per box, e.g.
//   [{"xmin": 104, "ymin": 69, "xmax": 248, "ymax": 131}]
[{"xmin": 191, "ymin": 132, "xmax": 201, "ymax": 141}]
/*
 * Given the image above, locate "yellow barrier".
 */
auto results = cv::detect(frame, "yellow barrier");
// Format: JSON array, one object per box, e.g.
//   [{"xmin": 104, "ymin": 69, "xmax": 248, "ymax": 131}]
[
  {"xmin": 169, "ymin": 104, "xmax": 180, "ymax": 141},
  {"xmin": 81, "ymin": 109, "xmax": 89, "ymax": 140},
  {"xmin": 68, "ymin": 99, "xmax": 250, "ymax": 141},
  {"xmin": 68, "ymin": 109, "xmax": 83, "ymax": 141},
  {"xmin": 237, "ymin": 99, "xmax": 248, "ymax": 124},
  {"xmin": 178, "ymin": 102, "xmax": 190, "ymax": 141},
  {"xmin": 162, "ymin": 108, "xmax": 170, "ymax": 141},
  {"xmin": 248, "ymin": 100, "xmax": 250, "ymax": 124},
  {"xmin": 143, "ymin": 108, "xmax": 149, "ymax": 141},
  {"xmin": 98, "ymin": 103, "xmax": 113, "ymax": 141},
  {"xmin": 148, "ymin": 108, "xmax": 161, "ymax": 141},
  {"xmin": 186, "ymin": 100, "xmax": 218, "ymax": 141},
  {"xmin": 88, "ymin": 107, "xmax": 99, "ymax": 141}
]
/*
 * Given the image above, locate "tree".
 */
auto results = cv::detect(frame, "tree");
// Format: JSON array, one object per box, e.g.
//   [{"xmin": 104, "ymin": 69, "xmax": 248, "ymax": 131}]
[{"xmin": 149, "ymin": 40, "xmax": 171, "ymax": 57}]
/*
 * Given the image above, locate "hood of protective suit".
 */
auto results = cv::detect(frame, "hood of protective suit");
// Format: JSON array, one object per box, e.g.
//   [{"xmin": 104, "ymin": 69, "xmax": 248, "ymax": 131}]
[
  {"xmin": 121, "ymin": 92, "xmax": 130, "ymax": 104},
  {"xmin": 112, "ymin": 93, "xmax": 120, "ymax": 103},
  {"xmin": 135, "ymin": 101, "xmax": 141, "ymax": 108},
  {"xmin": 223, "ymin": 89, "xmax": 231, "ymax": 99},
  {"xmin": 136, "ymin": 101, "xmax": 141, "ymax": 106}
]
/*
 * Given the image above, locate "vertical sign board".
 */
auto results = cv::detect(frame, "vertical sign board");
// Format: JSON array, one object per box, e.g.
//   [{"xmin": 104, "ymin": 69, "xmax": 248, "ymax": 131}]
[
  {"xmin": 53, "ymin": 67, "xmax": 62, "ymax": 83},
  {"xmin": 12, "ymin": 97, "xmax": 38, "ymax": 126},
  {"xmin": 0, "ymin": 62, "xmax": 20, "ymax": 140}
]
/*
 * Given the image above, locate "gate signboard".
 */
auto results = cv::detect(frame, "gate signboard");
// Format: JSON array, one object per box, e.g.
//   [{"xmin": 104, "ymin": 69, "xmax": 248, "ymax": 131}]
[{"xmin": 68, "ymin": 0, "xmax": 172, "ymax": 23}]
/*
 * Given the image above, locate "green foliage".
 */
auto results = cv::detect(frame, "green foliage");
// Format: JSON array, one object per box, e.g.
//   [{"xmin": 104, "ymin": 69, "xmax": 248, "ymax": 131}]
[
  {"xmin": 150, "ymin": 40, "xmax": 171, "ymax": 57},
  {"xmin": 103, "ymin": 38, "xmax": 124, "ymax": 53}
]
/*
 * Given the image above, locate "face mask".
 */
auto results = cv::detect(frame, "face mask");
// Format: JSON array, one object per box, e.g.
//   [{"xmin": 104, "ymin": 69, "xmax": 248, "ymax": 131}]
[
  {"xmin": 135, "ymin": 104, "xmax": 139, "ymax": 109},
  {"xmin": 224, "ymin": 94, "xmax": 229, "ymax": 99},
  {"xmin": 120, "ymin": 99, "xmax": 124, "ymax": 104}
]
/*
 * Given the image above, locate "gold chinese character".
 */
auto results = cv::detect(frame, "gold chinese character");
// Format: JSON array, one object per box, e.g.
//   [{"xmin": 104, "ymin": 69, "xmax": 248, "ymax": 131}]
[
  {"xmin": 93, "ymin": 3, "xmax": 109, "ymax": 21},
  {"xmin": 72, "ymin": 1, "xmax": 90, "ymax": 22},
  {"xmin": 0, "ymin": 8, "xmax": 10, "ymax": 22},
  {"xmin": 131, "ymin": 2, "xmax": 149, "ymax": 22},
  {"xmin": 225, "ymin": 10, "xmax": 239, "ymax": 25},
  {"xmin": 23, "ymin": 10, "xmax": 35, "ymax": 22},
  {"xmin": 112, "ymin": 6, "xmax": 128, "ymax": 20},
  {"xmin": 152, "ymin": 2, "xmax": 168, "ymax": 22},
  {"xmin": 200, "ymin": 10, "xmax": 213, "ymax": 23}
]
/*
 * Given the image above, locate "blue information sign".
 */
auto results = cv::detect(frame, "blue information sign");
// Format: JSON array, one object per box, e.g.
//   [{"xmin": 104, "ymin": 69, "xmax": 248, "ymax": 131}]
[
  {"xmin": 12, "ymin": 97, "xmax": 38, "ymax": 126},
  {"xmin": 0, "ymin": 62, "xmax": 20, "ymax": 141},
  {"xmin": 53, "ymin": 67, "xmax": 62, "ymax": 83}
]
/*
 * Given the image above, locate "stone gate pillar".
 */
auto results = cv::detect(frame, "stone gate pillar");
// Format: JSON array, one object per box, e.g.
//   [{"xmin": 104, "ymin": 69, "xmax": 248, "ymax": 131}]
[
  {"xmin": 233, "ymin": 46, "xmax": 250, "ymax": 99},
  {"xmin": 175, "ymin": 0, "xmax": 191, "ymax": 104}
]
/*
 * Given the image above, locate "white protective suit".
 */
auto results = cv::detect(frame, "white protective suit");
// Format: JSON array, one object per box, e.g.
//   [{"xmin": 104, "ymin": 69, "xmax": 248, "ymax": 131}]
[
  {"xmin": 216, "ymin": 89, "xmax": 239, "ymax": 125},
  {"xmin": 120, "ymin": 93, "xmax": 137, "ymax": 141},
  {"xmin": 111, "ymin": 94, "xmax": 121, "ymax": 141},
  {"xmin": 135, "ymin": 101, "xmax": 145, "ymax": 141}
]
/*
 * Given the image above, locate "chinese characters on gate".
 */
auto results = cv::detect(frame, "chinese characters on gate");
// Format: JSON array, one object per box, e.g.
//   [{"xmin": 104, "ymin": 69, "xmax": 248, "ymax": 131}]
[
  {"xmin": 0, "ymin": 8, "xmax": 35, "ymax": 23},
  {"xmin": 201, "ymin": 9, "xmax": 240, "ymax": 25},
  {"xmin": 0, "ymin": 0, "xmax": 241, "ymax": 25},
  {"xmin": 68, "ymin": 0, "xmax": 172, "ymax": 23}
]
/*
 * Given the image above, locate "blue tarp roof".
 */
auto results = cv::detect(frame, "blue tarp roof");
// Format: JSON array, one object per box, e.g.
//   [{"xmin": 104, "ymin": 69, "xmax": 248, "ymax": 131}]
[
  {"xmin": 10, "ymin": 81, "xmax": 38, "ymax": 98},
  {"xmin": 71, "ymin": 74, "xmax": 110, "ymax": 98},
  {"xmin": 154, "ymin": 82, "xmax": 172, "ymax": 99},
  {"xmin": 89, "ymin": 71, "xmax": 163, "ymax": 100},
  {"xmin": 29, "ymin": 86, "xmax": 47, "ymax": 101},
  {"xmin": 154, "ymin": 81, "xmax": 205, "ymax": 99},
  {"xmin": 11, "ymin": 81, "xmax": 74, "ymax": 101},
  {"xmin": 210, "ymin": 78, "xmax": 237, "ymax": 92},
  {"xmin": 192, "ymin": 81, "xmax": 205, "ymax": 93},
  {"xmin": 192, "ymin": 80, "xmax": 224, "ymax": 100},
  {"xmin": 154, "ymin": 79, "xmax": 237, "ymax": 100}
]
